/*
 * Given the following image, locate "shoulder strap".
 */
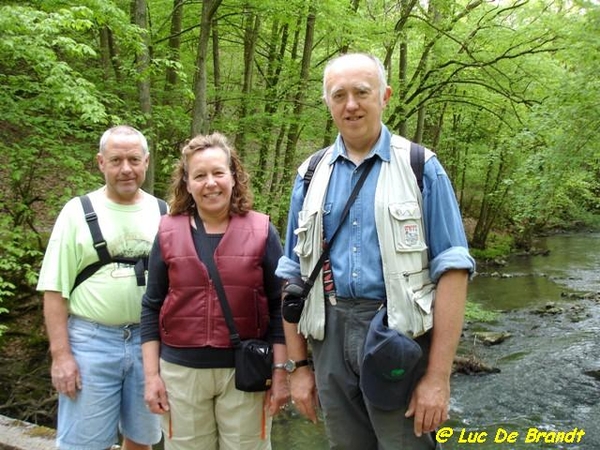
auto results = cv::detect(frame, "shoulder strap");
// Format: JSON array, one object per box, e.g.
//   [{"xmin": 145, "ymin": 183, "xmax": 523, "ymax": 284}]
[
  {"xmin": 303, "ymin": 142, "xmax": 425, "ymax": 195},
  {"xmin": 193, "ymin": 214, "xmax": 241, "ymax": 348},
  {"xmin": 80, "ymin": 195, "xmax": 111, "ymax": 264},
  {"xmin": 410, "ymin": 142, "xmax": 425, "ymax": 192},
  {"xmin": 303, "ymin": 147, "xmax": 328, "ymax": 195},
  {"xmin": 157, "ymin": 198, "xmax": 167, "ymax": 215},
  {"xmin": 303, "ymin": 157, "xmax": 376, "ymax": 295},
  {"xmin": 79, "ymin": 195, "xmax": 167, "ymax": 263},
  {"xmin": 71, "ymin": 195, "xmax": 168, "ymax": 294}
]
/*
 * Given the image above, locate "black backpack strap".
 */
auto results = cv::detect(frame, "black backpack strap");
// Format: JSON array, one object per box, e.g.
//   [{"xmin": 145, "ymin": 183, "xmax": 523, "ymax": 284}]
[
  {"xmin": 410, "ymin": 142, "xmax": 425, "ymax": 192},
  {"xmin": 157, "ymin": 198, "xmax": 167, "ymax": 215},
  {"xmin": 80, "ymin": 195, "xmax": 111, "ymax": 264},
  {"xmin": 303, "ymin": 147, "xmax": 328, "ymax": 196},
  {"xmin": 133, "ymin": 258, "xmax": 148, "ymax": 286},
  {"xmin": 303, "ymin": 143, "xmax": 425, "ymax": 195},
  {"xmin": 71, "ymin": 196, "xmax": 167, "ymax": 294},
  {"xmin": 72, "ymin": 261, "xmax": 104, "ymax": 293}
]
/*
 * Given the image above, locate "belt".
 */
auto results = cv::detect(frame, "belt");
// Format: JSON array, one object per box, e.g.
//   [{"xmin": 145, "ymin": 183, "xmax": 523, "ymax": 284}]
[
  {"xmin": 121, "ymin": 323, "xmax": 137, "ymax": 340},
  {"xmin": 70, "ymin": 315, "xmax": 139, "ymax": 339}
]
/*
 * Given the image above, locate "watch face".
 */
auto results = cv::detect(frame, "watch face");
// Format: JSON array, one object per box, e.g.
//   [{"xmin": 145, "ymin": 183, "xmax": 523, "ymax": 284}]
[{"xmin": 284, "ymin": 360, "xmax": 296, "ymax": 373}]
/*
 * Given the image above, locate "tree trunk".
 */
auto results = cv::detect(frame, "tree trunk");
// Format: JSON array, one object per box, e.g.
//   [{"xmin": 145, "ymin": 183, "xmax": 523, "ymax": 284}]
[
  {"xmin": 276, "ymin": 4, "xmax": 316, "ymax": 231},
  {"xmin": 397, "ymin": 41, "xmax": 408, "ymax": 137},
  {"xmin": 165, "ymin": 0, "xmax": 184, "ymax": 96},
  {"xmin": 101, "ymin": 27, "xmax": 122, "ymax": 85},
  {"xmin": 191, "ymin": 0, "xmax": 222, "ymax": 136},
  {"xmin": 471, "ymin": 120, "xmax": 511, "ymax": 249},
  {"xmin": 235, "ymin": 6, "xmax": 260, "ymax": 159},
  {"xmin": 99, "ymin": 27, "xmax": 111, "ymax": 82},
  {"xmin": 212, "ymin": 17, "xmax": 222, "ymax": 120},
  {"xmin": 255, "ymin": 20, "xmax": 288, "ymax": 206},
  {"xmin": 391, "ymin": 0, "xmax": 418, "ymax": 136},
  {"xmin": 133, "ymin": 0, "xmax": 155, "ymax": 194},
  {"xmin": 413, "ymin": 0, "xmax": 443, "ymax": 144}
]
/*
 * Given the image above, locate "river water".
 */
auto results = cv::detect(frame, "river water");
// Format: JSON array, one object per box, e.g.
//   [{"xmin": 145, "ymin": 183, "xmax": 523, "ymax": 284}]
[
  {"xmin": 1, "ymin": 234, "xmax": 597, "ymax": 449},
  {"xmin": 271, "ymin": 232, "xmax": 600, "ymax": 449}
]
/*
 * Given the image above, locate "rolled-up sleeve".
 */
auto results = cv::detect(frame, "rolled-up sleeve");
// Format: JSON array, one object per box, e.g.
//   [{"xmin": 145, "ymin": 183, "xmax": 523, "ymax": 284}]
[{"xmin": 423, "ymin": 156, "xmax": 476, "ymax": 282}]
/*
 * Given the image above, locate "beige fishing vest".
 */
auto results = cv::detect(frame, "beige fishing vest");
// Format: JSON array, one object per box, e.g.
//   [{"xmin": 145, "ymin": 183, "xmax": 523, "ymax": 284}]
[{"xmin": 294, "ymin": 135, "xmax": 435, "ymax": 339}]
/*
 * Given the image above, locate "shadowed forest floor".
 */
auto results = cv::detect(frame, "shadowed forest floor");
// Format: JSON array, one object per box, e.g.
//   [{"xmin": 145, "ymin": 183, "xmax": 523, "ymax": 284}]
[{"xmin": 0, "ymin": 295, "xmax": 56, "ymax": 428}]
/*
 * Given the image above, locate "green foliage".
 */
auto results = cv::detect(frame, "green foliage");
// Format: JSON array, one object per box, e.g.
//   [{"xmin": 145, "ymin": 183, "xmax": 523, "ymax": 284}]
[
  {"xmin": 465, "ymin": 301, "xmax": 499, "ymax": 324},
  {"xmin": 497, "ymin": 0, "xmax": 600, "ymax": 246},
  {"xmin": 469, "ymin": 232, "xmax": 514, "ymax": 262},
  {"xmin": 0, "ymin": 0, "xmax": 598, "ymax": 327},
  {"xmin": 0, "ymin": 3, "xmax": 115, "ymax": 323},
  {"xmin": 0, "ymin": 214, "xmax": 42, "ymax": 337},
  {"xmin": 0, "ymin": 4, "xmax": 107, "ymax": 123}
]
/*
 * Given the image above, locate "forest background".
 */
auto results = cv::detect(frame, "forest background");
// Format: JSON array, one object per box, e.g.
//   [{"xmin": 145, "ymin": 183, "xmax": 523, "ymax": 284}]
[{"xmin": 0, "ymin": 0, "xmax": 599, "ymax": 332}]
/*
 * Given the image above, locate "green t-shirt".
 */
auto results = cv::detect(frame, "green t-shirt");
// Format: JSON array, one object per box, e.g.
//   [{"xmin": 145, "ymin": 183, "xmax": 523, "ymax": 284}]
[{"xmin": 37, "ymin": 188, "xmax": 164, "ymax": 325}]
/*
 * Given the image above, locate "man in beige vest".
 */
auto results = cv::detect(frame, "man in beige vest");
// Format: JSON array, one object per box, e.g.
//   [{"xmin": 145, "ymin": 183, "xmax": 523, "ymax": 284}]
[{"xmin": 276, "ymin": 53, "xmax": 475, "ymax": 449}]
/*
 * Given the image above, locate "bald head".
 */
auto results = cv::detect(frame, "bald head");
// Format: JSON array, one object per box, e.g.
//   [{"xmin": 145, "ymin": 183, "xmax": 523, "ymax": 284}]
[
  {"xmin": 323, "ymin": 53, "xmax": 388, "ymax": 105},
  {"xmin": 321, "ymin": 53, "xmax": 392, "ymax": 156}
]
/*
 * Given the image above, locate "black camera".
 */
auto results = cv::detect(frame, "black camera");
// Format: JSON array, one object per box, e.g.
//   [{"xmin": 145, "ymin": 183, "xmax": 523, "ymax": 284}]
[{"xmin": 282, "ymin": 277, "xmax": 307, "ymax": 323}]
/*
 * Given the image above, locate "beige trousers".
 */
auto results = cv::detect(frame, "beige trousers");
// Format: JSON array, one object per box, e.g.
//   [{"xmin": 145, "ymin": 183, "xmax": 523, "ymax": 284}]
[{"xmin": 160, "ymin": 360, "xmax": 272, "ymax": 450}]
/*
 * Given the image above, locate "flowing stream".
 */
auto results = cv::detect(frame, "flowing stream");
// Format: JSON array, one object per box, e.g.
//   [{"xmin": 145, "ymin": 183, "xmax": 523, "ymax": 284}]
[
  {"xmin": 271, "ymin": 232, "xmax": 600, "ymax": 449},
  {"xmin": 3, "ymin": 233, "xmax": 596, "ymax": 449}
]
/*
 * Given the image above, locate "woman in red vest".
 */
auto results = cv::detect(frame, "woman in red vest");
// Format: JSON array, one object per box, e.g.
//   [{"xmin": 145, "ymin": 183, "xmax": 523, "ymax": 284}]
[{"xmin": 140, "ymin": 132, "xmax": 289, "ymax": 450}]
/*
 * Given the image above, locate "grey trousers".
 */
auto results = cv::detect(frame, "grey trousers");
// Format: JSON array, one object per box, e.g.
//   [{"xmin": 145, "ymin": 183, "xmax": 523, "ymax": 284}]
[{"xmin": 310, "ymin": 298, "xmax": 438, "ymax": 450}]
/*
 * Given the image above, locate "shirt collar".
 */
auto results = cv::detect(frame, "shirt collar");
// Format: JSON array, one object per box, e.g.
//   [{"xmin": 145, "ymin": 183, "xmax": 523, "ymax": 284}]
[{"xmin": 328, "ymin": 123, "xmax": 392, "ymax": 164}]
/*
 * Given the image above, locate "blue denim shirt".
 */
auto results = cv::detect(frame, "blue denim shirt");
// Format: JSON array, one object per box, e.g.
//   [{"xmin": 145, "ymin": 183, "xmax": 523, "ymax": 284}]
[{"xmin": 276, "ymin": 125, "xmax": 475, "ymax": 300}]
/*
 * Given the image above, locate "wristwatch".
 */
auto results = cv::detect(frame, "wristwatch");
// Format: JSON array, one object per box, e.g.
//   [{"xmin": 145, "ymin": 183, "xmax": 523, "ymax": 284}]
[{"xmin": 273, "ymin": 359, "xmax": 310, "ymax": 374}]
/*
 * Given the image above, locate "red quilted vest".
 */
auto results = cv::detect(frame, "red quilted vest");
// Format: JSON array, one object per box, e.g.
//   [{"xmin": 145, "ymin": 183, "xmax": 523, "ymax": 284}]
[{"xmin": 158, "ymin": 212, "xmax": 270, "ymax": 348}]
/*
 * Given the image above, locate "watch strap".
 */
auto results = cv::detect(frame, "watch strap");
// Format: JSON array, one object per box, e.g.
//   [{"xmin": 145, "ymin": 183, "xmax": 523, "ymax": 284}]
[
  {"xmin": 294, "ymin": 359, "xmax": 309, "ymax": 369},
  {"xmin": 286, "ymin": 358, "xmax": 310, "ymax": 373}
]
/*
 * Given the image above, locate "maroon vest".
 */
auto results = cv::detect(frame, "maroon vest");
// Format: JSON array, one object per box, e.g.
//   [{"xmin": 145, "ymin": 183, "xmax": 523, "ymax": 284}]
[{"xmin": 158, "ymin": 212, "xmax": 270, "ymax": 348}]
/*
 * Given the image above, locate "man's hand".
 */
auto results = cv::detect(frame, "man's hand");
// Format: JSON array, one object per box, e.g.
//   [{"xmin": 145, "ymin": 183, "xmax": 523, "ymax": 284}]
[
  {"xmin": 289, "ymin": 366, "xmax": 319, "ymax": 424},
  {"xmin": 50, "ymin": 353, "xmax": 82, "ymax": 399},
  {"xmin": 406, "ymin": 269, "xmax": 468, "ymax": 436},
  {"xmin": 405, "ymin": 371, "xmax": 450, "ymax": 437},
  {"xmin": 44, "ymin": 291, "xmax": 81, "ymax": 399}
]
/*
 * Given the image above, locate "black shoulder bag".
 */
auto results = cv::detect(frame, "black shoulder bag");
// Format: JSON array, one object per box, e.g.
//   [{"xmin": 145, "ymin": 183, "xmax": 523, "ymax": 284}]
[
  {"xmin": 194, "ymin": 214, "xmax": 273, "ymax": 392},
  {"xmin": 282, "ymin": 156, "xmax": 376, "ymax": 323}
]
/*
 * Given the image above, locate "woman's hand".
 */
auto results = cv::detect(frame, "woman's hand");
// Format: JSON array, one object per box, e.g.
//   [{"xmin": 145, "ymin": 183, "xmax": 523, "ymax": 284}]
[{"xmin": 144, "ymin": 373, "xmax": 170, "ymax": 414}]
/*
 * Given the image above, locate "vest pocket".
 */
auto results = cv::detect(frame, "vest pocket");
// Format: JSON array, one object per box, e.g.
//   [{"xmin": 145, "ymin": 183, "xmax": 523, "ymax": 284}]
[
  {"xmin": 387, "ymin": 272, "xmax": 435, "ymax": 338},
  {"xmin": 388, "ymin": 202, "xmax": 427, "ymax": 252},
  {"xmin": 410, "ymin": 283, "xmax": 435, "ymax": 337},
  {"xmin": 293, "ymin": 209, "xmax": 319, "ymax": 258}
]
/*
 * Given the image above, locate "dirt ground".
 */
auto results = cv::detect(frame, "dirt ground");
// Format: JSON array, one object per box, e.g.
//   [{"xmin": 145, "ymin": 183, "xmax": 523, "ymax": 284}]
[{"xmin": 0, "ymin": 294, "xmax": 56, "ymax": 428}]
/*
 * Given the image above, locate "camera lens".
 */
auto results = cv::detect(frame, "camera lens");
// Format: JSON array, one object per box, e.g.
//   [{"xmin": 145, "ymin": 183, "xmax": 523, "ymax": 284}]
[
  {"xmin": 282, "ymin": 296, "xmax": 304, "ymax": 323},
  {"xmin": 282, "ymin": 277, "xmax": 307, "ymax": 323}
]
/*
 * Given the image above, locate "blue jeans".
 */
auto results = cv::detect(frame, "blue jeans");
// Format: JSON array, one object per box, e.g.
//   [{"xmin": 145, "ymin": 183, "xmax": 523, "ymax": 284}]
[
  {"xmin": 56, "ymin": 316, "xmax": 161, "ymax": 450},
  {"xmin": 310, "ymin": 298, "xmax": 437, "ymax": 450}
]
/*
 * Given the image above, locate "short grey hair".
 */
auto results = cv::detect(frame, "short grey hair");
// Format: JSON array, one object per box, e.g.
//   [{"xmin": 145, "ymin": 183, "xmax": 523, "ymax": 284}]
[
  {"xmin": 322, "ymin": 53, "xmax": 388, "ymax": 104},
  {"xmin": 99, "ymin": 125, "xmax": 149, "ymax": 154}
]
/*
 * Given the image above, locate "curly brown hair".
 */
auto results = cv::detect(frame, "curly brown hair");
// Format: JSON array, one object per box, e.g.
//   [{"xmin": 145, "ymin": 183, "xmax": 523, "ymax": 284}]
[{"xmin": 168, "ymin": 132, "xmax": 253, "ymax": 216}]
